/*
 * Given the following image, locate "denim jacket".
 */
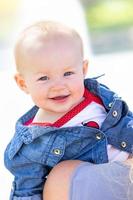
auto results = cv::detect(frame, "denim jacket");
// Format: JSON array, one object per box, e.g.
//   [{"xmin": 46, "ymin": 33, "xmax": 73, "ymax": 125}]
[{"xmin": 4, "ymin": 78, "xmax": 133, "ymax": 200}]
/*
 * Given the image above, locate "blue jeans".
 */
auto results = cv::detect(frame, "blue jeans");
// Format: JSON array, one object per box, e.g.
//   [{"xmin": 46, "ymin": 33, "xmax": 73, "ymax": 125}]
[{"xmin": 70, "ymin": 162, "xmax": 133, "ymax": 200}]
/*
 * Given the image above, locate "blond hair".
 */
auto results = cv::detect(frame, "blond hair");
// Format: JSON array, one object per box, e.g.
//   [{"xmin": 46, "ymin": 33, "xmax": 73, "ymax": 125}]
[{"xmin": 14, "ymin": 21, "xmax": 83, "ymax": 72}]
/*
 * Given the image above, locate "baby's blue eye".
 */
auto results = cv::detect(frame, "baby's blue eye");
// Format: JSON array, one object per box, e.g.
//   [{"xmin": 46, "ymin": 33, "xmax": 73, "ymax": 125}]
[
  {"xmin": 38, "ymin": 76, "xmax": 49, "ymax": 81},
  {"xmin": 64, "ymin": 71, "xmax": 74, "ymax": 76}
]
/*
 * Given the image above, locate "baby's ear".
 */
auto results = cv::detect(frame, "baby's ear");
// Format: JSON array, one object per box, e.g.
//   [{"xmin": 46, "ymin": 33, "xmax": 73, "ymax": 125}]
[
  {"xmin": 14, "ymin": 73, "xmax": 29, "ymax": 94},
  {"xmin": 83, "ymin": 59, "xmax": 88, "ymax": 77}
]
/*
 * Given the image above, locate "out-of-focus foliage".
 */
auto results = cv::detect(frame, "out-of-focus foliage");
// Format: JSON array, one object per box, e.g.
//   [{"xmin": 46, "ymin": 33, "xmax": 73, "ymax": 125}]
[
  {"xmin": 82, "ymin": 0, "xmax": 133, "ymax": 31},
  {"xmin": 81, "ymin": 0, "xmax": 133, "ymax": 53}
]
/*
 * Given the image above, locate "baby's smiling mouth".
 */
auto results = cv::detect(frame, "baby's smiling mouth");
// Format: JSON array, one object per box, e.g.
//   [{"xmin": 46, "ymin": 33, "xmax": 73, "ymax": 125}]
[{"xmin": 50, "ymin": 94, "xmax": 70, "ymax": 101}]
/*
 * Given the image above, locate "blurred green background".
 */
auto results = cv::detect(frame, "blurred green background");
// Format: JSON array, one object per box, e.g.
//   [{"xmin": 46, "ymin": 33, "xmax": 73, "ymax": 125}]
[
  {"xmin": 83, "ymin": 0, "xmax": 133, "ymax": 30},
  {"xmin": 82, "ymin": 0, "xmax": 133, "ymax": 53},
  {"xmin": 0, "ymin": 0, "xmax": 133, "ymax": 54}
]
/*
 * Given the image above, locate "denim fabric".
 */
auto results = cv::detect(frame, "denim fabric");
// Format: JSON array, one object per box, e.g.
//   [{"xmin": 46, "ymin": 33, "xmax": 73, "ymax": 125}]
[
  {"xmin": 4, "ymin": 78, "xmax": 133, "ymax": 199},
  {"xmin": 70, "ymin": 161, "xmax": 133, "ymax": 200}
]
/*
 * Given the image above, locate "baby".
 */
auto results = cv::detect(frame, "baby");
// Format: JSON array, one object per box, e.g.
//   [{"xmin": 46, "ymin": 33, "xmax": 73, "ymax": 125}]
[{"xmin": 4, "ymin": 21, "xmax": 133, "ymax": 200}]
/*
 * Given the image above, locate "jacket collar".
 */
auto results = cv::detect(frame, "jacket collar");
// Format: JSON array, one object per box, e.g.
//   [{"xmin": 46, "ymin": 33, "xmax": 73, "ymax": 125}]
[{"xmin": 8, "ymin": 78, "xmax": 128, "ymax": 159}]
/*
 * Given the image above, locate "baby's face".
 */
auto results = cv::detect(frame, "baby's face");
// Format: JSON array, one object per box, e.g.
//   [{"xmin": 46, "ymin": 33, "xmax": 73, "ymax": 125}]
[{"xmin": 17, "ymin": 36, "xmax": 88, "ymax": 116}]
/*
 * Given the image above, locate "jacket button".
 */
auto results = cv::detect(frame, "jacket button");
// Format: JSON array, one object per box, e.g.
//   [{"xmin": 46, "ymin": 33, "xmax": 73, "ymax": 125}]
[
  {"xmin": 53, "ymin": 148, "xmax": 62, "ymax": 155},
  {"xmin": 121, "ymin": 141, "xmax": 127, "ymax": 148},
  {"xmin": 112, "ymin": 110, "xmax": 118, "ymax": 117},
  {"xmin": 109, "ymin": 102, "xmax": 113, "ymax": 108},
  {"xmin": 96, "ymin": 133, "xmax": 102, "ymax": 140}
]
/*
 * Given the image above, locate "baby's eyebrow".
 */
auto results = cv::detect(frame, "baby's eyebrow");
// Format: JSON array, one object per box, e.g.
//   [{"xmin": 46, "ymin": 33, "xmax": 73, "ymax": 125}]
[
  {"xmin": 64, "ymin": 66, "xmax": 74, "ymax": 70},
  {"xmin": 36, "ymin": 71, "xmax": 48, "ymax": 75}
]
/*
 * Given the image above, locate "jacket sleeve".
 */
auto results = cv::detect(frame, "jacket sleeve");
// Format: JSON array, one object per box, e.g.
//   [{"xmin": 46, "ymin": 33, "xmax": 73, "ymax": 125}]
[{"xmin": 4, "ymin": 145, "xmax": 48, "ymax": 200}]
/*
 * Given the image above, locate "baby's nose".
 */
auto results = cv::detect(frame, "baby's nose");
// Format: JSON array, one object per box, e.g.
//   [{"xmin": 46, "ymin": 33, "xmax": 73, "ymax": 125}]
[{"xmin": 51, "ymin": 79, "xmax": 66, "ymax": 90}]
